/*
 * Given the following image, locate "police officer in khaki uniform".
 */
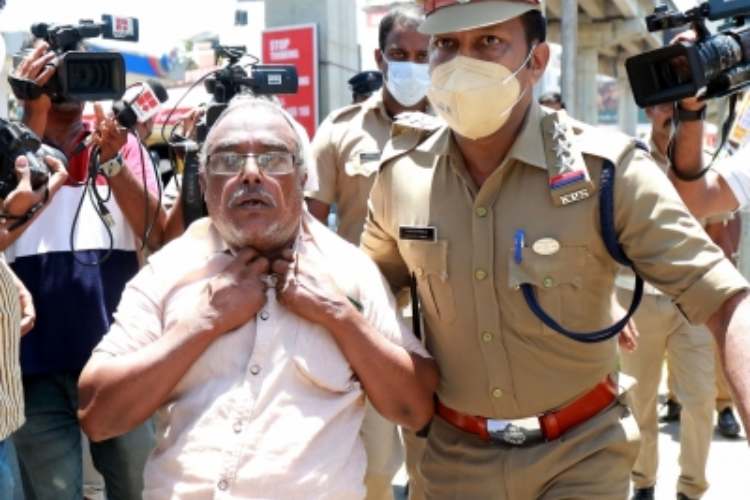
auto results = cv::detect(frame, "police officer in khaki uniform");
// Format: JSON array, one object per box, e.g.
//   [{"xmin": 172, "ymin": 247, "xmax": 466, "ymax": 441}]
[
  {"xmin": 615, "ymin": 104, "xmax": 716, "ymax": 500},
  {"xmin": 361, "ymin": 1, "xmax": 750, "ymax": 498},
  {"xmin": 306, "ymin": 5, "xmax": 431, "ymax": 499},
  {"xmin": 307, "ymin": 4, "xmax": 431, "ymax": 244}
]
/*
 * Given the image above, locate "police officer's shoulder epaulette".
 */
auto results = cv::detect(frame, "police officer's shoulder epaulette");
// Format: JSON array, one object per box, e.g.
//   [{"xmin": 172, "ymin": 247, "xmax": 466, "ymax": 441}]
[
  {"xmin": 572, "ymin": 117, "xmax": 640, "ymax": 167},
  {"xmin": 325, "ymin": 102, "xmax": 364, "ymax": 124},
  {"xmin": 541, "ymin": 110, "xmax": 597, "ymax": 207},
  {"xmin": 379, "ymin": 111, "xmax": 443, "ymax": 170}
]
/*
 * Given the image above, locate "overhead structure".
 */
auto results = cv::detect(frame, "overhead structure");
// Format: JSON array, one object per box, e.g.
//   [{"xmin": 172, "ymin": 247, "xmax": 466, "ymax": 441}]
[{"xmin": 545, "ymin": 0, "xmax": 679, "ymax": 133}]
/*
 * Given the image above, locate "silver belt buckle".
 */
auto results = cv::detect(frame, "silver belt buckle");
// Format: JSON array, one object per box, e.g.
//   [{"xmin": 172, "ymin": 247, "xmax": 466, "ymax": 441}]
[{"xmin": 487, "ymin": 419, "xmax": 527, "ymax": 446}]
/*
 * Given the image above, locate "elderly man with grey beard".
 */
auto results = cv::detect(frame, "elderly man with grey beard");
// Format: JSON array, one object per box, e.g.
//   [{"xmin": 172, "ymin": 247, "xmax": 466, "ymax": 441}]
[{"xmin": 76, "ymin": 95, "xmax": 438, "ymax": 500}]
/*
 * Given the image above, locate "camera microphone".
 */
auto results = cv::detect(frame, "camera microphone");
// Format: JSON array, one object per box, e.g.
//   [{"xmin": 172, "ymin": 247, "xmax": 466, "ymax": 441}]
[
  {"xmin": 112, "ymin": 80, "xmax": 168, "ymax": 129},
  {"xmin": 74, "ymin": 80, "xmax": 168, "ymax": 155}
]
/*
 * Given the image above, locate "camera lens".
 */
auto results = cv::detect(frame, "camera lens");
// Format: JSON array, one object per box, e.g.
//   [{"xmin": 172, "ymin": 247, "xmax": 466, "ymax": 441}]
[{"xmin": 67, "ymin": 60, "xmax": 112, "ymax": 94}]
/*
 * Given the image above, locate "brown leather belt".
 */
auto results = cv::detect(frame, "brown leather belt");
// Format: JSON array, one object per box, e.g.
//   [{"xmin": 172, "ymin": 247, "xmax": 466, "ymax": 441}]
[{"xmin": 436, "ymin": 376, "xmax": 618, "ymax": 446}]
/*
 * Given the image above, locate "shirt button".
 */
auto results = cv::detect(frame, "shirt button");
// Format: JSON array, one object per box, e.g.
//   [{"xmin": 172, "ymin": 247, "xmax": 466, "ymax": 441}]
[
  {"xmin": 492, "ymin": 388, "xmax": 503, "ymax": 399},
  {"xmin": 250, "ymin": 364, "xmax": 261, "ymax": 375},
  {"xmin": 474, "ymin": 269, "xmax": 487, "ymax": 281},
  {"xmin": 259, "ymin": 311, "xmax": 270, "ymax": 320},
  {"xmin": 475, "ymin": 206, "xmax": 488, "ymax": 218},
  {"xmin": 481, "ymin": 331, "xmax": 493, "ymax": 343},
  {"xmin": 218, "ymin": 479, "xmax": 229, "ymax": 491},
  {"xmin": 543, "ymin": 277, "xmax": 555, "ymax": 288},
  {"xmin": 415, "ymin": 267, "xmax": 425, "ymax": 278},
  {"xmin": 233, "ymin": 421, "xmax": 242, "ymax": 434}
]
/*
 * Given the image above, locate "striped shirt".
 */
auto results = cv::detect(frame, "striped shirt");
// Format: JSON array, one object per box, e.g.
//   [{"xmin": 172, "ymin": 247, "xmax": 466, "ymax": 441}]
[{"xmin": 0, "ymin": 259, "xmax": 23, "ymax": 439}]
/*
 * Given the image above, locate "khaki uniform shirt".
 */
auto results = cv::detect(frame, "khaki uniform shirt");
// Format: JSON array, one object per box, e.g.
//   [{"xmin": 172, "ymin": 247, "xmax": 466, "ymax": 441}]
[
  {"xmin": 361, "ymin": 102, "xmax": 748, "ymax": 419},
  {"xmin": 307, "ymin": 91, "xmax": 394, "ymax": 244}
]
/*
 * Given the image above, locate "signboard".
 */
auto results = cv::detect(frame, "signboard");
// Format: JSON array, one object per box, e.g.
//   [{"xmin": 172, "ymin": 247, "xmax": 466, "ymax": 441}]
[{"xmin": 262, "ymin": 24, "xmax": 319, "ymax": 139}]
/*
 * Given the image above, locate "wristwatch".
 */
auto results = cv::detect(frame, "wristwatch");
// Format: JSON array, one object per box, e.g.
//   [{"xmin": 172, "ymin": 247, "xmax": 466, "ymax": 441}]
[
  {"xmin": 675, "ymin": 102, "xmax": 707, "ymax": 122},
  {"xmin": 99, "ymin": 153, "xmax": 124, "ymax": 178}
]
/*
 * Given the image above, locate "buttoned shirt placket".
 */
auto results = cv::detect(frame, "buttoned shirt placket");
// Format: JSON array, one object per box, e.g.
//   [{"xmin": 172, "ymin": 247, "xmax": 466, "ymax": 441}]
[
  {"xmin": 446, "ymin": 147, "xmax": 519, "ymax": 416},
  {"xmin": 214, "ymin": 288, "xmax": 279, "ymax": 497}
]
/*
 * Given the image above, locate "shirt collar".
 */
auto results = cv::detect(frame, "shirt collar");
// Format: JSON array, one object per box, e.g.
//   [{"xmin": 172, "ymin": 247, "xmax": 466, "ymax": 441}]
[{"xmin": 506, "ymin": 101, "xmax": 548, "ymax": 170}]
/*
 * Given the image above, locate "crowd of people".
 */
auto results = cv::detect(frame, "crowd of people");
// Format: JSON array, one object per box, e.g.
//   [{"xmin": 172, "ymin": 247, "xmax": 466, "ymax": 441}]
[{"xmin": 1, "ymin": 1, "xmax": 750, "ymax": 499}]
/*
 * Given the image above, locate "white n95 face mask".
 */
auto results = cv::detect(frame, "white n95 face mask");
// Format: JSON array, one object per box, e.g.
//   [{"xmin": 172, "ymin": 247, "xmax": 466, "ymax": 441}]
[
  {"xmin": 427, "ymin": 48, "xmax": 535, "ymax": 140},
  {"xmin": 384, "ymin": 58, "xmax": 431, "ymax": 107}
]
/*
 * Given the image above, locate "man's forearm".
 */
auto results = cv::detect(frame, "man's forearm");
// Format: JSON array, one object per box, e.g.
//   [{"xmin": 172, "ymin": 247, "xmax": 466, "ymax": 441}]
[
  {"xmin": 320, "ymin": 307, "xmax": 438, "ymax": 430},
  {"xmin": 109, "ymin": 168, "xmax": 166, "ymax": 250},
  {"xmin": 671, "ymin": 119, "xmax": 705, "ymax": 177},
  {"xmin": 22, "ymin": 103, "xmax": 48, "ymax": 139},
  {"xmin": 78, "ymin": 318, "xmax": 221, "ymax": 442},
  {"xmin": 707, "ymin": 290, "xmax": 750, "ymax": 443}
]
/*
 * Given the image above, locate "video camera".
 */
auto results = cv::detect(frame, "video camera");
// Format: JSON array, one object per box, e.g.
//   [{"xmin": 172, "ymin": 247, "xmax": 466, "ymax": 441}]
[
  {"xmin": 0, "ymin": 119, "xmax": 62, "ymax": 199},
  {"xmin": 9, "ymin": 15, "xmax": 139, "ymax": 102},
  {"xmin": 198, "ymin": 45, "xmax": 298, "ymax": 140},
  {"xmin": 626, "ymin": 0, "xmax": 750, "ymax": 107}
]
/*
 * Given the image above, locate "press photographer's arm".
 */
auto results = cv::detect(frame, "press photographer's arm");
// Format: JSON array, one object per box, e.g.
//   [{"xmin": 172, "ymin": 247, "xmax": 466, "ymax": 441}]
[
  {"xmin": 0, "ymin": 154, "xmax": 67, "ymax": 250},
  {"xmin": 669, "ymin": 100, "xmax": 744, "ymax": 218}
]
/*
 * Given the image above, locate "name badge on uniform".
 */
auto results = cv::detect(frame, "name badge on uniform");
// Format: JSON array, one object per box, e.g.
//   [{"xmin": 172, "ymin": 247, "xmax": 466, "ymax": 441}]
[
  {"xmin": 359, "ymin": 152, "xmax": 381, "ymax": 163},
  {"xmin": 399, "ymin": 225, "xmax": 437, "ymax": 242},
  {"xmin": 345, "ymin": 150, "xmax": 381, "ymax": 177}
]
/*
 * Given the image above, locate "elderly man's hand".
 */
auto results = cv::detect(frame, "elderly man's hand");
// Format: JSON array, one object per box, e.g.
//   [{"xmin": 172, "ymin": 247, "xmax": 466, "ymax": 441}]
[
  {"xmin": 93, "ymin": 103, "xmax": 128, "ymax": 163},
  {"xmin": 272, "ymin": 246, "xmax": 352, "ymax": 326},
  {"xmin": 195, "ymin": 248, "xmax": 269, "ymax": 335}
]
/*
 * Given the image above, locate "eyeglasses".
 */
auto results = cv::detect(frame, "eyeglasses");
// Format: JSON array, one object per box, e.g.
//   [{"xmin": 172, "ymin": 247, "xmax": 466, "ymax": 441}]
[{"xmin": 205, "ymin": 151, "xmax": 297, "ymax": 176}]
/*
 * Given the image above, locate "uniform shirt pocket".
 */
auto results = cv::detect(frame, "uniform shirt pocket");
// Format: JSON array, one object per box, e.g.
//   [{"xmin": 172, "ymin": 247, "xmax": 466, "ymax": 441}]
[
  {"xmin": 508, "ymin": 245, "xmax": 588, "ymax": 334},
  {"xmin": 344, "ymin": 150, "xmax": 381, "ymax": 178},
  {"xmin": 401, "ymin": 240, "xmax": 457, "ymax": 324},
  {"xmin": 292, "ymin": 323, "xmax": 358, "ymax": 394}
]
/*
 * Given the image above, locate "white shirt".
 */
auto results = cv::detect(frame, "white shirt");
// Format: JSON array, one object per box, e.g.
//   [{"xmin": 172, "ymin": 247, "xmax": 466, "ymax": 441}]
[
  {"xmin": 714, "ymin": 145, "xmax": 750, "ymax": 209},
  {"xmin": 93, "ymin": 214, "xmax": 428, "ymax": 500}
]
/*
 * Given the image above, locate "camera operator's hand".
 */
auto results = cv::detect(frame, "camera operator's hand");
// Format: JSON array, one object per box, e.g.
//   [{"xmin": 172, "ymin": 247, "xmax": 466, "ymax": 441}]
[
  {"xmin": 3, "ymin": 155, "xmax": 67, "ymax": 217},
  {"xmin": 177, "ymin": 108, "xmax": 205, "ymax": 141},
  {"xmin": 13, "ymin": 42, "xmax": 56, "ymax": 115},
  {"xmin": 92, "ymin": 103, "xmax": 127, "ymax": 163},
  {"xmin": 670, "ymin": 30, "xmax": 705, "ymax": 113}
]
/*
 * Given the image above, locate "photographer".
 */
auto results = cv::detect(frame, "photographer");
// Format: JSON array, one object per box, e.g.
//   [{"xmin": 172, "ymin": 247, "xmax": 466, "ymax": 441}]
[
  {"xmin": 0, "ymin": 153, "xmax": 66, "ymax": 499},
  {"xmin": 5, "ymin": 41, "xmax": 159, "ymax": 500}
]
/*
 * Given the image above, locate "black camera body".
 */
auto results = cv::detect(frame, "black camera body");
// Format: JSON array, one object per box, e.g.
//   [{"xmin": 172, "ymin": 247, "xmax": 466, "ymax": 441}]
[
  {"xmin": 626, "ymin": 0, "xmax": 750, "ymax": 107},
  {"xmin": 0, "ymin": 119, "xmax": 57, "ymax": 199},
  {"xmin": 200, "ymin": 45, "xmax": 299, "ymax": 138},
  {"xmin": 10, "ymin": 15, "xmax": 138, "ymax": 103}
]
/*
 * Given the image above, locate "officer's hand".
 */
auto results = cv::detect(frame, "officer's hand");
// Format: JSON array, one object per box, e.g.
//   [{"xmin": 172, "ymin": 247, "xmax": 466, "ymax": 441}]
[
  {"xmin": 618, "ymin": 319, "xmax": 639, "ymax": 353},
  {"xmin": 272, "ymin": 246, "xmax": 352, "ymax": 326},
  {"xmin": 13, "ymin": 42, "xmax": 55, "ymax": 113},
  {"xmin": 669, "ymin": 30, "xmax": 704, "ymax": 113},
  {"xmin": 3, "ymin": 155, "xmax": 68, "ymax": 217},
  {"xmin": 92, "ymin": 103, "xmax": 128, "ymax": 163},
  {"xmin": 194, "ymin": 248, "xmax": 269, "ymax": 335}
]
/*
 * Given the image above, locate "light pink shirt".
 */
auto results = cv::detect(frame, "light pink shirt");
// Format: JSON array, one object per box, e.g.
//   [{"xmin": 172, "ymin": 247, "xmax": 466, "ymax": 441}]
[
  {"xmin": 93, "ymin": 214, "xmax": 428, "ymax": 499},
  {"xmin": 121, "ymin": 133, "xmax": 159, "ymax": 195}
]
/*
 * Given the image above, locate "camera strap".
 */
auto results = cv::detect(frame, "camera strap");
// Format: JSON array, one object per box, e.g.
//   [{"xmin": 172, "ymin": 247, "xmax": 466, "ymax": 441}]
[{"xmin": 8, "ymin": 75, "xmax": 44, "ymax": 101}]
